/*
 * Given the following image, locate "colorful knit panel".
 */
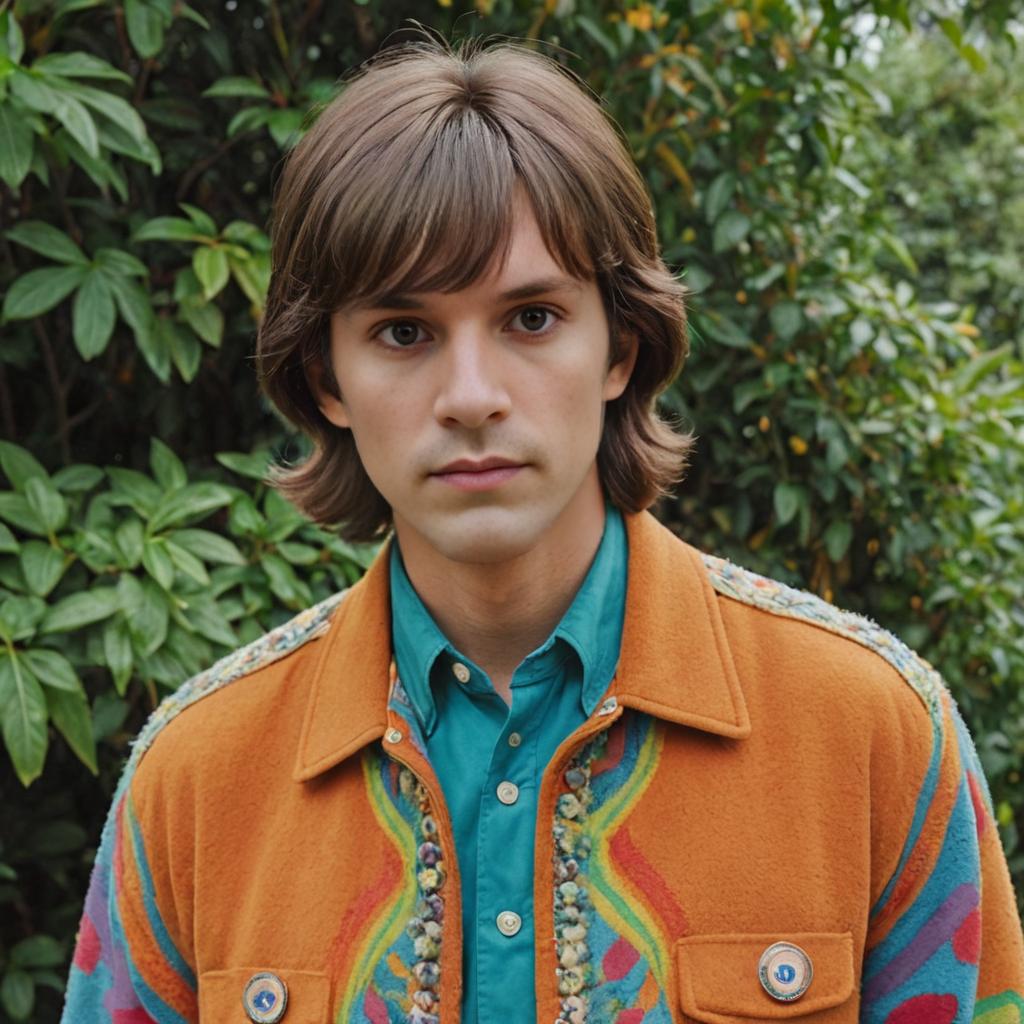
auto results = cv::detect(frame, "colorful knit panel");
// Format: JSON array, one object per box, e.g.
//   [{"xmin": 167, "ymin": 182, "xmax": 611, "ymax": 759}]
[
  {"xmin": 61, "ymin": 786, "xmax": 197, "ymax": 1024},
  {"xmin": 333, "ymin": 738, "xmax": 446, "ymax": 1024},
  {"xmin": 550, "ymin": 711, "xmax": 677, "ymax": 1024}
]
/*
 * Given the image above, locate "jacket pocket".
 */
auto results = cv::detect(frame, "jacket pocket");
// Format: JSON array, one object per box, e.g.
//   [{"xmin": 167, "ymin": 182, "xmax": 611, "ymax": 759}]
[
  {"xmin": 676, "ymin": 932, "xmax": 855, "ymax": 1023},
  {"xmin": 198, "ymin": 967, "xmax": 330, "ymax": 1023}
]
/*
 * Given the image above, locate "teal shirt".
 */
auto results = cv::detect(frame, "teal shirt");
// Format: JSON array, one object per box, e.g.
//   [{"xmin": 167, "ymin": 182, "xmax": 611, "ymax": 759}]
[{"xmin": 389, "ymin": 503, "xmax": 628, "ymax": 1023}]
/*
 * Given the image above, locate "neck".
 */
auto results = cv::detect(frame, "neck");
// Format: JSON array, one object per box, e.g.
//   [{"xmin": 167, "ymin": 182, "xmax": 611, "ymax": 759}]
[{"xmin": 394, "ymin": 482, "xmax": 608, "ymax": 702}]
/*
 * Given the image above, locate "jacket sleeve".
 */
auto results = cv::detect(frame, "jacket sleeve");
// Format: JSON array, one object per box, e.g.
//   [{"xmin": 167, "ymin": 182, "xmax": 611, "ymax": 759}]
[
  {"xmin": 61, "ymin": 764, "xmax": 198, "ymax": 1024},
  {"xmin": 860, "ymin": 686, "xmax": 1024, "ymax": 1021}
]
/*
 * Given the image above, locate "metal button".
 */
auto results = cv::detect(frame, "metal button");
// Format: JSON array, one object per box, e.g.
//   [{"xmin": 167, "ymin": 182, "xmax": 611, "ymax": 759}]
[
  {"xmin": 243, "ymin": 972, "xmax": 288, "ymax": 1023},
  {"xmin": 508, "ymin": 732, "xmax": 522, "ymax": 748},
  {"xmin": 496, "ymin": 781, "xmax": 519, "ymax": 805},
  {"xmin": 385, "ymin": 728, "xmax": 403, "ymax": 744},
  {"xmin": 452, "ymin": 661, "xmax": 471, "ymax": 683},
  {"xmin": 596, "ymin": 696, "xmax": 618, "ymax": 716},
  {"xmin": 758, "ymin": 941, "xmax": 813, "ymax": 1001},
  {"xmin": 496, "ymin": 910, "xmax": 522, "ymax": 936}
]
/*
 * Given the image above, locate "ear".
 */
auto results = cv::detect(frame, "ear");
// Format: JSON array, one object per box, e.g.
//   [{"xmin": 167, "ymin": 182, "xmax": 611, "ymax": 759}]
[
  {"xmin": 602, "ymin": 330, "xmax": 639, "ymax": 402},
  {"xmin": 306, "ymin": 329, "xmax": 351, "ymax": 430}
]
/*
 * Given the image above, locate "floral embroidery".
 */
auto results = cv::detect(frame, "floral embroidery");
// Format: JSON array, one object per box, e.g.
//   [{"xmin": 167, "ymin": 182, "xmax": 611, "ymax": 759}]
[
  {"xmin": 553, "ymin": 728, "xmax": 610, "ymax": 1024},
  {"xmin": 399, "ymin": 766, "xmax": 444, "ymax": 1024}
]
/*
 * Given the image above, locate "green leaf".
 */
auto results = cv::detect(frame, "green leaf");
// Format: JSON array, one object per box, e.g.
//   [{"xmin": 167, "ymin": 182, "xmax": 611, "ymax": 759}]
[
  {"xmin": 40, "ymin": 585, "xmax": 120, "ymax": 633},
  {"xmin": 953, "ymin": 343, "xmax": 1012, "ymax": 395},
  {"xmin": 2, "ymin": 264, "xmax": 89, "ymax": 319},
  {"xmin": 165, "ymin": 321, "xmax": 202, "ymax": 381},
  {"xmin": 704, "ymin": 171, "xmax": 736, "ymax": 223},
  {"xmin": 124, "ymin": 0, "xmax": 165, "ymax": 58},
  {"xmin": 0, "ymin": 493, "xmax": 45, "ymax": 535},
  {"xmin": 22, "ymin": 647, "xmax": 81, "ymax": 693},
  {"xmin": 107, "ymin": 467, "xmax": 162, "ymax": 513},
  {"xmin": 226, "ymin": 105, "xmax": 269, "ymax": 139},
  {"xmin": 61, "ymin": 81, "xmax": 147, "ymax": 144},
  {"xmin": 102, "ymin": 616, "xmax": 133, "ymax": 694},
  {"xmin": 880, "ymin": 230, "xmax": 918, "ymax": 275},
  {"xmin": 773, "ymin": 482, "xmax": 804, "ymax": 527},
  {"xmin": 95, "ymin": 247, "xmax": 148, "ymax": 278},
  {"xmin": 179, "ymin": 201, "xmax": 217, "ymax": 235},
  {"xmin": 0, "ymin": 441, "xmax": 48, "ymax": 490},
  {"xmin": 33, "ymin": 52, "xmax": 132, "ymax": 82},
  {"xmin": 1, "ymin": 10, "xmax": 25, "ymax": 64},
  {"xmin": 54, "ymin": 93, "xmax": 99, "ymax": 158},
  {"xmin": 142, "ymin": 538, "xmax": 175, "ymax": 589},
  {"xmin": 266, "ymin": 107, "xmax": 303, "ymax": 149},
  {"xmin": 46, "ymin": 686, "xmax": 97, "ymax": 771},
  {"xmin": 769, "ymin": 301, "xmax": 803, "ymax": 342},
  {"xmin": 150, "ymin": 438, "xmax": 187, "ymax": 491},
  {"xmin": 114, "ymin": 516, "xmax": 145, "ymax": 567},
  {"xmin": 172, "ymin": 528, "xmax": 245, "ymax": 565},
  {"xmin": 71, "ymin": 268, "xmax": 116, "ymax": 358},
  {"xmin": 52, "ymin": 463, "xmax": 104, "ymax": 493},
  {"xmin": 10, "ymin": 935, "xmax": 65, "ymax": 968},
  {"xmin": 824, "ymin": 520, "xmax": 854, "ymax": 563},
  {"xmin": 133, "ymin": 216, "xmax": 207, "ymax": 243},
  {"xmin": 165, "ymin": 539, "xmax": 209, "ymax": 585},
  {"xmin": 0, "ymin": 103, "xmax": 34, "ymax": 188},
  {"xmin": 712, "ymin": 210, "xmax": 751, "ymax": 254},
  {"xmin": 126, "ymin": 578, "xmax": 168, "ymax": 656},
  {"xmin": 25, "ymin": 477, "xmax": 67, "ymax": 532},
  {"xmin": 0, "ymin": 522, "xmax": 18, "ymax": 553},
  {"xmin": 0, "ymin": 967, "xmax": 35, "ymax": 1020},
  {"xmin": 180, "ymin": 298, "xmax": 224, "ymax": 347},
  {"xmin": 19, "ymin": 541, "xmax": 65, "ymax": 596},
  {"xmin": 5, "ymin": 220, "xmax": 88, "ymax": 264},
  {"xmin": 202, "ymin": 75, "xmax": 270, "ymax": 99},
  {"xmin": 0, "ymin": 650, "xmax": 47, "ymax": 786},
  {"xmin": 0, "ymin": 596, "xmax": 45, "ymax": 643},
  {"xmin": 574, "ymin": 14, "xmax": 618, "ymax": 60},
  {"xmin": 960, "ymin": 43, "xmax": 986, "ymax": 72},
  {"xmin": 148, "ymin": 482, "xmax": 234, "ymax": 533},
  {"xmin": 193, "ymin": 246, "xmax": 229, "ymax": 300}
]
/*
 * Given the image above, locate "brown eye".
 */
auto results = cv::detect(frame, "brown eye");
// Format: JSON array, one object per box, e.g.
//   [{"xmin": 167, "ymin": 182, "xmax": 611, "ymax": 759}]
[
  {"xmin": 381, "ymin": 321, "xmax": 423, "ymax": 347},
  {"xmin": 514, "ymin": 307, "xmax": 557, "ymax": 333}
]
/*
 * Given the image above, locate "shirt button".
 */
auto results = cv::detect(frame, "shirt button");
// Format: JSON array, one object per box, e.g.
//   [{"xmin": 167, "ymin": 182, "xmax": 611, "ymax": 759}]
[
  {"xmin": 452, "ymin": 662, "xmax": 471, "ymax": 684},
  {"xmin": 496, "ymin": 910, "xmax": 522, "ymax": 936},
  {"xmin": 496, "ymin": 781, "xmax": 519, "ymax": 805},
  {"xmin": 508, "ymin": 732, "xmax": 522, "ymax": 748}
]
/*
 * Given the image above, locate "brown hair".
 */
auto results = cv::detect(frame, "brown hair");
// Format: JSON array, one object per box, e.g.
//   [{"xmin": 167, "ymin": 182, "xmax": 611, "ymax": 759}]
[{"xmin": 256, "ymin": 35, "xmax": 694, "ymax": 542}]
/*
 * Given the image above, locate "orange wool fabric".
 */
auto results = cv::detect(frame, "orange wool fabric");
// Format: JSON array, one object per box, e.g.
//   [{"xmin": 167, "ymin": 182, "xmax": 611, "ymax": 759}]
[{"xmin": 63, "ymin": 510, "xmax": 1024, "ymax": 1023}]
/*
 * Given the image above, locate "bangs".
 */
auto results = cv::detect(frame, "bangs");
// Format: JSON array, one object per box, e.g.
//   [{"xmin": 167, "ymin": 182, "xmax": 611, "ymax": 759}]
[{"xmin": 312, "ymin": 103, "xmax": 597, "ymax": 313}]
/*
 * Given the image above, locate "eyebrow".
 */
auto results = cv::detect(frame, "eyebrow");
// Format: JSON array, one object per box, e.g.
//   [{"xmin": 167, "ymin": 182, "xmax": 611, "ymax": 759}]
[{"xmin": 351, "ymin": 275, "xmax": 583, "ymax": 312}]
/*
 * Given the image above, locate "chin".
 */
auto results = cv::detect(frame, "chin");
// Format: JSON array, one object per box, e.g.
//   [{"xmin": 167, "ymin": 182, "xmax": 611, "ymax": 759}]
[{"xmin": 416, "ymin": 505, "xmax": 554, "ymax": 566}]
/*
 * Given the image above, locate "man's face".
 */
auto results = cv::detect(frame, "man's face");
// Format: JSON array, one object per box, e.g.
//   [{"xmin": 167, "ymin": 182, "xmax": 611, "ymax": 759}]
[{"xmin": 316, "ymin": 193, "xmax": 638, "ymax": 566}]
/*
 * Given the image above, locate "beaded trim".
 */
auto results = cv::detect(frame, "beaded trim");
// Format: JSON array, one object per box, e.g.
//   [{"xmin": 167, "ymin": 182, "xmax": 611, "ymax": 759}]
[
  {"xmin": 398, "ymin": 766, "xmax": 444, "ymax": 1024},
  {"xmin": 553, "ymin": 728, "xmax": 609, "ymax": 1024},
  {"xmin": 701, "ymin": 554, "xmax": 943, "ymax": 720},
  {"xmin": 130, "ymin": 589, "xmax": 349, "ymax": 765}
]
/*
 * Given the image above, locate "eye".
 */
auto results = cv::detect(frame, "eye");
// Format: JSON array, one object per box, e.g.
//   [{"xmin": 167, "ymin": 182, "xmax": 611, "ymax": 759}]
[
  {"xmin": 376, "ymin": 320, "xmax": 427, "ymax": 348},
  {"xmin": 510, "ymin": 306, "xmax": 559, "ymax": 334}
]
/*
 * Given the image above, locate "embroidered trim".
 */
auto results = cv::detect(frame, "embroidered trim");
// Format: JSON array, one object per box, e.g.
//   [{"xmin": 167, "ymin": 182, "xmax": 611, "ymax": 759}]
[
  {"xmin": 553, "ymin": 729, "xmax": 609, "ymax": 1024},
  {"xmin": 701, "ymin": 554, "xmax": 943, "ymax": 722},
  {"xmin": 130, "ymin": 589, "xmax": 349, "ymax": 764},
  {"xmin": 398, "ymin": 767, "xmax": 444, "ymax": 1024}
]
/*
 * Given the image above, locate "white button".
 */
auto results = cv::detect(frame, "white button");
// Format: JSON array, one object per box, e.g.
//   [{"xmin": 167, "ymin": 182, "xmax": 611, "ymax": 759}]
[
  {"xmin": 496, "ymin": 910, "xmax": 522, "ymax": 936},
  {"xmin": 508, "ymin": 732, "xmax": 522, "ymax": 748},
  {"xmin": 496, "ymin": 781, "xmax": 519, "ymax": 805},
  {"xmin": 452, "ymin": 662, "xmax": 470, "ymax": 684},
  {"xmin": 758, "ymin": 941, "xmax": 813, "ymax": 1001},
  {"xmin": 385, "ymin": 728, "xmax": 403, "ymax": 744}
]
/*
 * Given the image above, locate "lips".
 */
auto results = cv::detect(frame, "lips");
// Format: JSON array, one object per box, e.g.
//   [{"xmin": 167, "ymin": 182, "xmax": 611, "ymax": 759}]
[{"xmin": 433, "ymin": 456, "xmax": 524, "ymax": 475}]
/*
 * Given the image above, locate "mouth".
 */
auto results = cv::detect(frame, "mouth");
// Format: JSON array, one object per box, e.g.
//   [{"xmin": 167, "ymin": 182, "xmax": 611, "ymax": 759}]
[{"xmin": 430, "ymin": 459, "xmax": 526, "ymax": 492}]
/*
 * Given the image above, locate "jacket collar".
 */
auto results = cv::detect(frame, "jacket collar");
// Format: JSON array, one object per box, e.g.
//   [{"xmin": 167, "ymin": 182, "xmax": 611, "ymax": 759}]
[{"xmin": 293, "ymin": 509, "xmax": 750, "ymax": 782}]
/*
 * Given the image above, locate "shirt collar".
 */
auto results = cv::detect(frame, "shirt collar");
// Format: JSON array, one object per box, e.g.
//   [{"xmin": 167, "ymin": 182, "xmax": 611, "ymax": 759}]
[
  {"xmin": 389, "ymin": 503, "xmax": 628, "ymax": 736},
  {"xmin": 294, "ymin": 509, "xmax": 750, "ymax": 782}
]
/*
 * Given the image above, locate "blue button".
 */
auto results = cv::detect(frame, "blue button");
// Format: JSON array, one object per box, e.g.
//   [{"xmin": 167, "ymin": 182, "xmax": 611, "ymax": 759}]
[
  {"xmin": 758, "ymin": 942, "xmax": 812, "ymax": 1001},
  {"xmin": 243, "ymin": 972, "xmax": 288, "ymax": 1023}
]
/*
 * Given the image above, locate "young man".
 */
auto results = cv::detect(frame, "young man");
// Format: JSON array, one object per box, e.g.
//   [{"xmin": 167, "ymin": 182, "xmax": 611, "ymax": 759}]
[{"xmin": 63, "ymin": 38, "xmax": 1023, "ymax": 1024}]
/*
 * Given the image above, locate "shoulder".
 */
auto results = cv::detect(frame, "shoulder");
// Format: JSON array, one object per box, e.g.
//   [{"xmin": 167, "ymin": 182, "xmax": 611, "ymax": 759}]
[
  {"xmin": 699, "ymin": 550, "xmax": 945, "ymax": 731},
  {"xmin": 124, "ymin": 587, "xmax": 350, "ymax": 788}
]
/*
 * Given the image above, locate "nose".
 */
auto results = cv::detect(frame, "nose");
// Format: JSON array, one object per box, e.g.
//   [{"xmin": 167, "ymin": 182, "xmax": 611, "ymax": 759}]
[{"xmin": 432, "ymin": 330, "xmax": 512, "ymax": 429}]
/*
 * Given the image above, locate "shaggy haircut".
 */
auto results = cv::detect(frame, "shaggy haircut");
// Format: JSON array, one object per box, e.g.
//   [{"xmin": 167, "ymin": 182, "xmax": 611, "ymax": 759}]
[{"xmin": 257, "ymin": 35, "xmax": 694, "ymax": 542}]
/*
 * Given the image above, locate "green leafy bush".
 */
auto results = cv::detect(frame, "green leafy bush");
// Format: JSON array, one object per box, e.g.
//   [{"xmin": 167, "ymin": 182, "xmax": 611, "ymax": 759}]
[{"xmin": 0, "ymin": 1, "xmax": 1021, "ymax": 1019}]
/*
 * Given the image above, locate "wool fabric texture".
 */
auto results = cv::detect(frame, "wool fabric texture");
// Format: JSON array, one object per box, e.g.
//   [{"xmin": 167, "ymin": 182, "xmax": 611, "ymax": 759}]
[{"xmin": 61, "ymin": 510, "xmax": 1024, "ymax": 1023}]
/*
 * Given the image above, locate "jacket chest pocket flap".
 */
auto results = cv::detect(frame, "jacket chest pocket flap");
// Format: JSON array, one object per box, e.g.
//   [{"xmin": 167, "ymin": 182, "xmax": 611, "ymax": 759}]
[
  {"xmin": 199, "ymin": 967, "xmax": 330, "ymax": 1023},
  {"xmin": 676, "ymin": 932, "xmax": 855, "ymax": 1023}
]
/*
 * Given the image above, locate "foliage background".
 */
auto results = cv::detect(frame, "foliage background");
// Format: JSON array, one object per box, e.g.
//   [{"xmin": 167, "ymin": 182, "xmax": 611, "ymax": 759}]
[{"xmin": 1, "ymin": 0, "xmax": 1022, "ymax": 1018}]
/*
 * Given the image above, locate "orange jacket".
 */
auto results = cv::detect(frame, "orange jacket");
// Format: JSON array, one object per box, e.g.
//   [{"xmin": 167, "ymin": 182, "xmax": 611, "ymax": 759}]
[{"xmin": 62, "ymin": 510, "xmax": 1024, "ymax": 1022}]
